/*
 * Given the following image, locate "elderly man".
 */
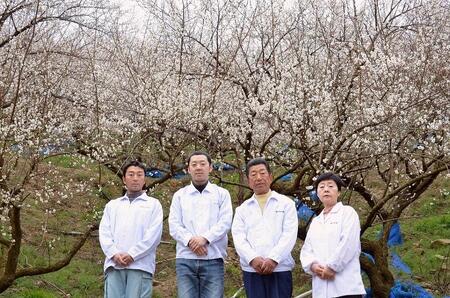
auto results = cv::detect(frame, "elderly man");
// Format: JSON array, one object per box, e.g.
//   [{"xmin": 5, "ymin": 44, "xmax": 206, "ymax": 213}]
[
  {"xmin": 99, "ymin": 160, "xmax": 163, "ymax": 298},
  {"xmin": 169, "ymin": 151, "xmax": 233, "ymax": 298},
  {"xmin": 232, "ymin": 158, "xmax": 298, "ymax": 298}
]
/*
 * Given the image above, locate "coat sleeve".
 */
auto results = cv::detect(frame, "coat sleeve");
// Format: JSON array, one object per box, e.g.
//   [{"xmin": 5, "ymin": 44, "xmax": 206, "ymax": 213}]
[
  {"xmin": 267, "ymin": 199, "xmax": 298, "ymax": 264},
  {"xmin": 231, "ymin": 206, "xmax": 259, "ymax": 265},
  {"xmin": 300, "ymin": 222, "xmax": 317, "ymax": 275},
  {"xmin": 202, "ymin": 189, "xmax": 233, "ymax": 244},
  {"xmin": 99, "ymin": 202, "xmax": 120, "ymax": 259},
  {"xmin": 326, "ymin": 207, "xmax": 361, "ymax": 272},
  {"xmin": 169, "ymin": 192, "xmax": 194, "ymax": 246},
  {"xmin": 128, "ymin": 200, "xmax": 163, "ymax": 261}
]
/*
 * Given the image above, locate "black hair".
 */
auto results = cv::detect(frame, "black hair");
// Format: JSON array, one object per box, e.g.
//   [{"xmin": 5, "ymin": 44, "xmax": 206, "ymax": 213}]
[
  {"xmin": 187, "ymin": 151, "xmax": 212, "ymax": 165},
  {"xmin": 122, "ymin": 160, "xmax": 146, "ymax": 177},
  {"xmin": 246, "ymin": 158, "xmax": 271, "ymax": 177},
  {"xmin": 314, "ymin": 172, "xmax": 344, "ymax": 191}
]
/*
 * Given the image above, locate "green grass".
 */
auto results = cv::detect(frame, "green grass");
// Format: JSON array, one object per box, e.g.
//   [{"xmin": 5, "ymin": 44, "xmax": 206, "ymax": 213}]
[
  {"xmin": 2, "ymin": 155, "xmax": 449, "ymax": 297},
  {"xmin": 2, "ymin": 255, "xmax": 103, "ymax": 297},
  {"xmin": 9, "ymin": 288, "xmax": 59, "ymax": 298},
  {"xmin": 393, "ymin": 214, "xmax": 450, "ymax": 296}
]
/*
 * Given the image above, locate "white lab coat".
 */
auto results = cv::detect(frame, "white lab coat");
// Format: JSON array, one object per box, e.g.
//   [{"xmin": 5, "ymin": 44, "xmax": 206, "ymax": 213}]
[
  {"xmin": 300, "ymin": 202, "xmax": 366, "ymax": 298},
  {"xmin": 99, "ymin": 193, "xmax": 163, "ymax": 274},
  {"xmin": 232, "ymin": 191, "xmax": 298, "ymax": 272},
  {"xmin": 169, "ymin": 182, "xmax": 233, "ymax": 260}
]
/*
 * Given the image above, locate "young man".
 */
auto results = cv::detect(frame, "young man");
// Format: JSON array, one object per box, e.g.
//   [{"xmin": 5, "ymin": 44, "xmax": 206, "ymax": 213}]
[
  {"xmin": 169, "ymin": 151, "xmax": 233, "ymax": 298},
  {"xmin": 232, "ymin": 158, "xmax": 298, "ymax": 298},
  {"xmin": 99, "ymin": 160, "xmax": 163, "ymax": 298}
]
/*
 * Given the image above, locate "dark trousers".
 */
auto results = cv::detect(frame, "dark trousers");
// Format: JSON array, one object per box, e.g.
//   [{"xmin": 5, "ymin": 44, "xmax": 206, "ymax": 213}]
[{"xmin": 243, "ymin": 271, "xmax": 292, "ymax": 298}]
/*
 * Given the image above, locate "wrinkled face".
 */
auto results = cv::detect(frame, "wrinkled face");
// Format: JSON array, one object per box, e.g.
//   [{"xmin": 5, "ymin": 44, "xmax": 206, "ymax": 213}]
[
  {"xmin": 248, "ymin": 164, "xmax": 273, "ymax": 195},
  {"xmin": 317, "ymin": 179, "xmax": 339, "ymax": 207},
  {"xmin": 122, "ymin": 166, "xmax": 145, "ymax": 193},
  {"xmin": 188, "ymin": 154, "xmax": 212, "ymax": 185}
]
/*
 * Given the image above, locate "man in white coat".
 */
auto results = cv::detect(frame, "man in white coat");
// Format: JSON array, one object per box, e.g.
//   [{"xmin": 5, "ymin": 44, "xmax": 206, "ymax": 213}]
[
  {"xmin": 232, "ymin": 158, "xmax": 298, "ymax": 298},
  {"xmin": 99, "ymin": 160, "xmax": 163, "ymax": 298},
  {"xmin": 169, "ymin": 151, "xmax": 233, "ymax": 298}
]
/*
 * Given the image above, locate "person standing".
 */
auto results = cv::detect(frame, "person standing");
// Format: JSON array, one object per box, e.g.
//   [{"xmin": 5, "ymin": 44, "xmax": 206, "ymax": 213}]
[
  {"xmin": 99, "ymin": 160, "xmax": 163, "ymax": 298},
  {"xmin": 232, "ymin": 158, "xmax": 298, "ymax": 298},
  {"xmin": 300, "ymin": 172, "xmax": 366, "ymax": 298},
  {"xmin": 169, "ymin": 151, "xmax": 233, "ymax": 298}
]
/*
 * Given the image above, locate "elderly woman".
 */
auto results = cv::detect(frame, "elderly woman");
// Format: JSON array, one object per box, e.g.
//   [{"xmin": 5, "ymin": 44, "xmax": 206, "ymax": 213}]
[{"xmin": 300, "ymin": 172, "xmax": 366, "ymax": 298}]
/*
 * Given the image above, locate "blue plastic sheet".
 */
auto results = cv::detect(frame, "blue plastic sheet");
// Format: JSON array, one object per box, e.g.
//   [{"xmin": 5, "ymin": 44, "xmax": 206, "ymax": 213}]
[
  {"xmin": 362, "ymin": 252, "xmax": 375, "ymax": 264},
  {"xmin": 145, "ymin": 169, "xmax": 162, "ymax": 178},
  {"xmin": 365, "ymin": 222, "xmax": 434, "ymax": 298},
  {"xmin": 280, "ymin": 173, "xmax": 293, "ymax": 181},
  {"xmin": 377, "ymin": 222, "xmax": 403, "ymax": 247},
  {"xmin": 389, "ymin": 281, "xmax": 434, "ymax": 298},
  {"xmin": 391, "ymin": 252, "xmax": 412, "ymax": 274},
  {"xmin": 296, "ymin": 202, "xmax": 315, "ymax": 221},
  {"xmin": 387, "ymin": 222, "xmax": 404, "ymax": 247},
  {"xmin": 173, "ymin": 171, "xmax": 187, "ymax": 179},
  {"xmin": 308, "ymin": 189, "xmax": 320, "ymax": 202},
  {"xmin": 365, "ymin": 281, "xmax": 433, "ymax": 298},
  {"xmin": 39, "ymin": 144, "xmax": 60, "ymax": 155},
  {"xmin": 212, "ymin": 162, "xmax": 234, "ymax": 171}
]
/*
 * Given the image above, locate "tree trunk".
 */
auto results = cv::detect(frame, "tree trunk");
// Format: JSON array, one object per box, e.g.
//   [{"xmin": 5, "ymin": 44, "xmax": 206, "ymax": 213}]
[{"xmin": 361, "ymin": 238, "xmax": 394, "ymax": 297}]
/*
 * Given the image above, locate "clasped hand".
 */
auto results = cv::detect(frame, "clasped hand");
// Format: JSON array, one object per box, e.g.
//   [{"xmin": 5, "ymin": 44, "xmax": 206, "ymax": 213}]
[
  {"xmin": 113, "ymin": 253, "xmax": 134, "ymax": 267},
  {"xmin": 250, "ymin": 256, "xmax": 278, "ymax": 275},
  {"xmin": 311, "ymin": 263, "xmax": 335, "ymax": 280},
  {"xmin": 188, "ymin": 236, "xmax": 208, "ymax": 256}
]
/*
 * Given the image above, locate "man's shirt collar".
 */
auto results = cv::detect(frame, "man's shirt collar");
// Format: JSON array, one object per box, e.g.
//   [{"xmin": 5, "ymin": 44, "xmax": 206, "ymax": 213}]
[{"xmin": 187, "ymin": 181, "xmax": 212, "ymax": 194}]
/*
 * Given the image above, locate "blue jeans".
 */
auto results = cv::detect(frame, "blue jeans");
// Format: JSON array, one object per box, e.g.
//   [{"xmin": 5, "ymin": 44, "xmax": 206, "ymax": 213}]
[
  {"xmin": 175, "ymin": 258, "xmax": 224, "ymax": 298},
  {"xmin": 104, "ymin": 268, "xmax": 153, "ymax": 298}
]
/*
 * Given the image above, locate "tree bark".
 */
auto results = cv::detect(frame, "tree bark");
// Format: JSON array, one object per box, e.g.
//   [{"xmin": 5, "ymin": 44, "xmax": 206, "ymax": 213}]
[{"xmin": 361, "ymin": 238, "xmax": 394, "ymax": 297}]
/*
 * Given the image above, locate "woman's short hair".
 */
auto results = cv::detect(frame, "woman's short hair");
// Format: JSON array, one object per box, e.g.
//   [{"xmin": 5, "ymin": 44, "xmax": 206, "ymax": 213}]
[{"xmin": 314, "ymin": 172, "xmax": 344, "ymax": 191}]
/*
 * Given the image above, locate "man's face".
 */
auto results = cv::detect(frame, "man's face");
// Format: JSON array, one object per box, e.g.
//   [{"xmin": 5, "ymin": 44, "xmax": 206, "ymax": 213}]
[
  {"xmin": 248, "ymin": 164, "xmax": 273, "ymax": 195},
  {"xmin": 188, "ymin": 154, "xmax": 212, "ymax": 185},
  {"xmin": 122, "ymin": 166, "xmax": 145, "ymax": 193},
  {"xmin": 317, "ymin": 179, "xmax": 340, "ymax": 207}
]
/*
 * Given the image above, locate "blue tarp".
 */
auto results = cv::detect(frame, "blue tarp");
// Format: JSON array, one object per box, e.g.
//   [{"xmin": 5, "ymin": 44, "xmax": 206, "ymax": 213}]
[
  {"xmin": 173, "ymin": 171, "xmax": 187, "ymax": 179},
  {"xmin": 387, "ymin": 222, "xmax": 404, "ymax": 247},
  {"xmin": 377, "ymin": 223, "xmax": 410, "ymax": 273},
  {"xmin": 365, "ymin": 223, "xmax": 434, "ymax": 297},
  {"xmin": 365, "ymin": 281, "xmax": 433, "ymax": 298},
  {"xmin": 362, "ymin": 252, "xmax": 375, "ymax": 264},
  {"xmin": 145, "ymin": 169, "xmax": 186, "ymax": 179},
  {"xmin": 308, "ymin": 189, "xmax": 320, "ymax": 202},
  {"xmin": 389, "ymin": 281, "xmax": 434, "ymax": 298},
  {"xmin": 391, "ymin": 252, "xmax": 411, "ymax": 274},
  {"xmin": 145, "ymin": 169, "xmax": 162, "ymax": 178},
  {"xmin": 39, "ymin": 144, "xmax": 60, "ymax": 155},
  {"xmin": 280, "ymin": 173, "xmax": 293, "ymax": 181},
  {"xmin": 212, "ymin": 162, "xmax": 234, "ymax": 171},
  {"xmin": 378, "ymin": 222, "xmax": 403, "ymax": 247},
  {"xmin": 295, "ymin": 200, "xmax": 315, "ymax": 221}
]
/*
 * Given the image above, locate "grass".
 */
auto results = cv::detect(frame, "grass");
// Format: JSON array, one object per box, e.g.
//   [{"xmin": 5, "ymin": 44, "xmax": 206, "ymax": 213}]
[
  {"xmin": 362, "ymin": 185, "xmax": 450, "ymax": 297},
  {"xmin": 393, "ymin": 213, "xmax": 450, "ymax": 296},
  {"xmin": 3, "ymin": 252, "xmax": 103, "ymax": 297},
  {"xmin": 1, "ymin": 155, "xmax": 449, "ymax": 297}
]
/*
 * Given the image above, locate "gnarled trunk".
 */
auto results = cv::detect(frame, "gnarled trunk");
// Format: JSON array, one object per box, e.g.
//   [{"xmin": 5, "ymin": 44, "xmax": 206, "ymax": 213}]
[{"xmin": 361, "ymin": 239, "xmax": 394, "ymax": 297}]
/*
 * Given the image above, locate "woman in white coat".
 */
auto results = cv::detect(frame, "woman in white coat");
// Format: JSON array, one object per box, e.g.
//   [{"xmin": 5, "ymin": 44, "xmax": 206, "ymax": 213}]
[{"xmin": 300, "ymin": 172, "xmax": 366, "ymax": 298}]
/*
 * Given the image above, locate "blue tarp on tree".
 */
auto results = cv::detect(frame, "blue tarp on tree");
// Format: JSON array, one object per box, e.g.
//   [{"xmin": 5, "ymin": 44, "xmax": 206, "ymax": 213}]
[
  {"xmin": 294, "ymin": 199, "xmax": 315, "ymax": 222},
  {"xmin": 364, "ymin": 222, "xmax": 435, "ymax": 297},
  {"xmin": 280, "ymin": 173, "xmax": 293, "ymax": 181}
]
